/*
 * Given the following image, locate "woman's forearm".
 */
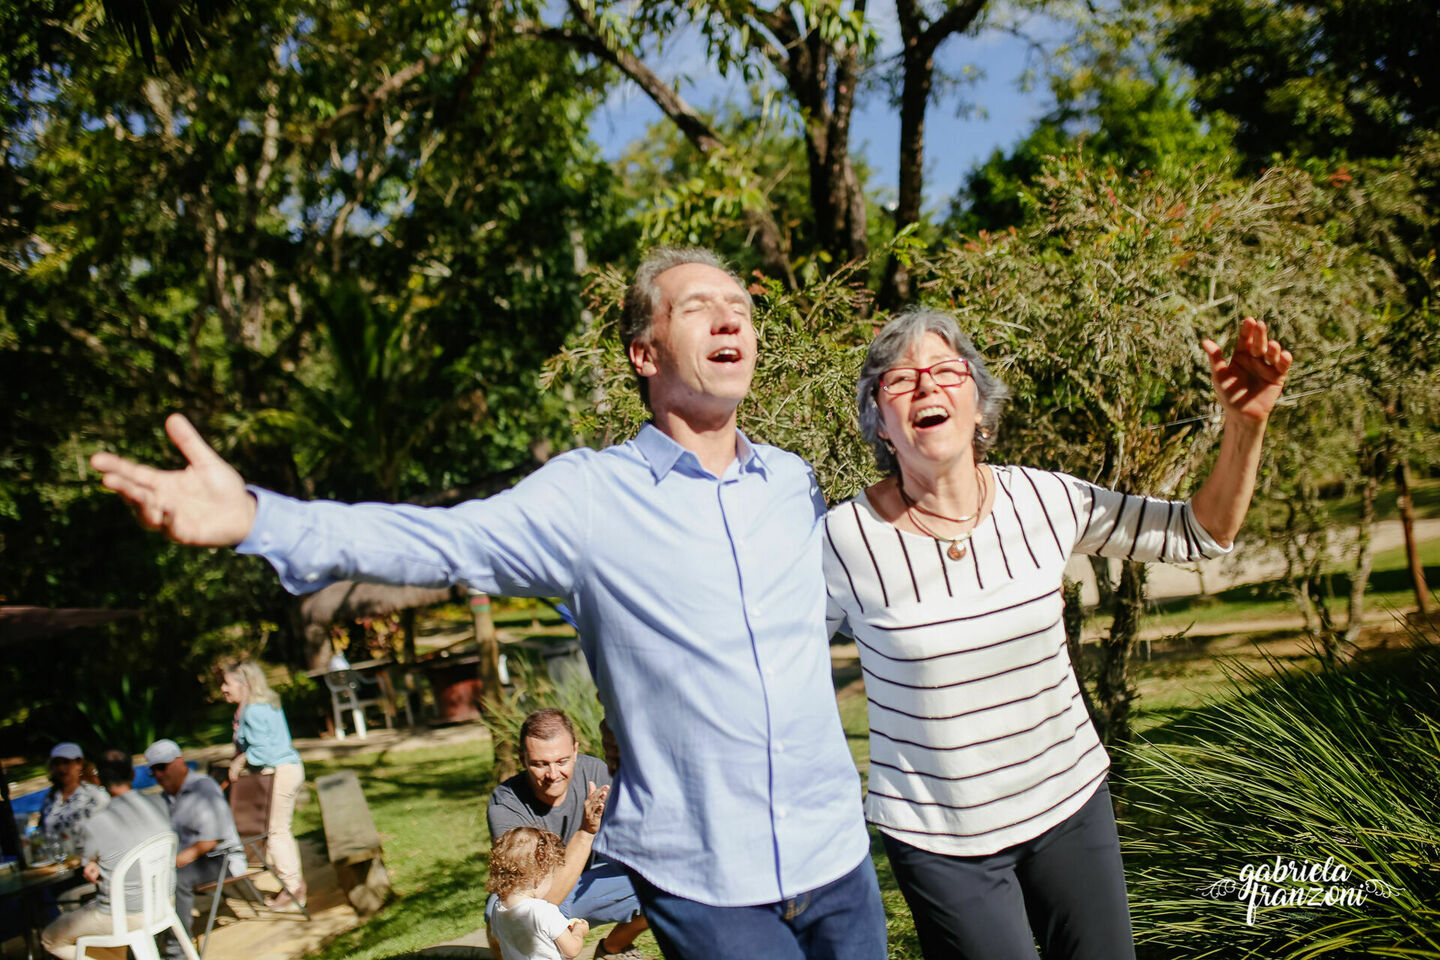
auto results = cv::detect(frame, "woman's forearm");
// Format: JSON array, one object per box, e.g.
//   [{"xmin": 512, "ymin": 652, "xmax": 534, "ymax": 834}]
[{"xmin": 1190, "ymin": 415, "xmax": 1269, "ymax": 548}]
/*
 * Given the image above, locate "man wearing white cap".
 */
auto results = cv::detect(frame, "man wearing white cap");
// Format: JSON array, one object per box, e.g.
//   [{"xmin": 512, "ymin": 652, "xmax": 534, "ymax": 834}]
[
  {"xmin": 144, "ymin": 739, "xmax": 244, "ymax": 959},
  {"xmin": 39, "ymin": 742, "xmax": 109, "ymax": 855}
]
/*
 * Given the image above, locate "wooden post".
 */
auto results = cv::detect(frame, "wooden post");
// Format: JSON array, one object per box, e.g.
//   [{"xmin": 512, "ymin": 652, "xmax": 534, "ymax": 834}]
[{"xmin": 470, "ymin": 591, "xmax": 515, "ymax": 782}]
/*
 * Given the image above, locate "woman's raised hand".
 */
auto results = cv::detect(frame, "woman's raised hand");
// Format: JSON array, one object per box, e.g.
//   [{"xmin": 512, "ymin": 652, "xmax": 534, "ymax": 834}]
[
  {"xmin": 1201, "ymin": 317, "xmax": 1293, "ymax": 424},
  {"xmin": 90, "ymin": 413, "xmax": 257, "ymax": 546}
]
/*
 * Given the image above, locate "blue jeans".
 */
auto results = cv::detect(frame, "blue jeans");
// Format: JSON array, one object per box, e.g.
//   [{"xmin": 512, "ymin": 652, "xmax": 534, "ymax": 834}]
[
  {"xmin": 485, "ymin": 859, "xmax": 642, "ymax": 926},
  {"xmin": 628, "ymin": 857, "xmax": 887, "ymax": 960}
]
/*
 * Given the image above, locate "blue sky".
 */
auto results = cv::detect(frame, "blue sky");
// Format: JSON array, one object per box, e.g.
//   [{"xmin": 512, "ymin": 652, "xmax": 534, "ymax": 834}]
[{"xmin": 587, "ymin": 5, "xmax": 1065, "ymax": 212}]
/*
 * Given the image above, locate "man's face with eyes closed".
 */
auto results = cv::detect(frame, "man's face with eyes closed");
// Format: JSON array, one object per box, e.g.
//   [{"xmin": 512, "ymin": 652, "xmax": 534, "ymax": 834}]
[{"xmin": 628, "ymin": 262, "xmax": 757, "ymax": 421}]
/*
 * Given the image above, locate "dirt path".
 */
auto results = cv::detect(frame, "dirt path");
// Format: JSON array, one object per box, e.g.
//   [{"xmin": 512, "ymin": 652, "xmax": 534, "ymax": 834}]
[{"xmin": 1064, "ymin": 517, "xmax": 1439, "ymax": 603}]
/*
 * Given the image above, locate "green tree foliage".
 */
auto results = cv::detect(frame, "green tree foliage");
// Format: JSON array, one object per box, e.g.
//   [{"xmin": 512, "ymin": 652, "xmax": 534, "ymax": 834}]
[
  {"xmin": 1, "ymin": 0, "xmax": 627, "ymax": 742},
  {"xmin": 951, "ymin": 57, "xmax": 1234, "ymax": 234},
  {"xmin": 1163, "ymin": 0, "xmax": 1440, "ymax": 164}
]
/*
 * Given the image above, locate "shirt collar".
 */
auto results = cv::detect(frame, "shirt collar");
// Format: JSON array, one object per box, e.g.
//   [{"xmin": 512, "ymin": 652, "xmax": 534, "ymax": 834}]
[{"xmin": 635, "ymin": 422, "xmax": 770, "ymax": 482}]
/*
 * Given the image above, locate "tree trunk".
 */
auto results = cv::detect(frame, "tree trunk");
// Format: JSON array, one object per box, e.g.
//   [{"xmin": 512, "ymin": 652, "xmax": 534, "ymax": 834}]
[
  {"xmin": 1088, "ymin": 555, "xmax": 1114, "ymax": 610},
  {"xmin": 1096, "ymin": 560, "xmax": 1145, "ymax": 752},
  {"xmin": 800, "ymin": 36, "xmax": 868, "ymax": 271},
  {"xmin": 1061, "ymin": 579, "xmax": 1102, "ymax": 729},
  {"xmin": 881, "ymin": 0, "xmax": 990, "ymax": 306},
  {"xmin": 1395, "ymin": 458, "xmax": 1433, "ymax": 617},
  {"xmin": 880, "ymin": 30, "xmax": 933, "ymax": 309},
  {"xmin": 1342, "ymin": 439, "xmax": 1379, "ymax": 650},
  {"xmin": 470, "ymin": 590, "xmax": 516, "ymax": 781}
]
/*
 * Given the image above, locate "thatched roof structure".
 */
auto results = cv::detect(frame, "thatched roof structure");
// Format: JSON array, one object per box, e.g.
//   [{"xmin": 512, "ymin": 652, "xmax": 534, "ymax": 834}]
[{"xmin": 0, "ymin": 606, "xmax": 142, "ymax": 646}]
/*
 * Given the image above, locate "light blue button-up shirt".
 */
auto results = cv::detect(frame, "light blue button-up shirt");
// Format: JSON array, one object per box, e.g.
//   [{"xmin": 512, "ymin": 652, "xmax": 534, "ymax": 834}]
[{"xmin": 237, "ymin": 424, "xmax": 870, "ymax": 906}]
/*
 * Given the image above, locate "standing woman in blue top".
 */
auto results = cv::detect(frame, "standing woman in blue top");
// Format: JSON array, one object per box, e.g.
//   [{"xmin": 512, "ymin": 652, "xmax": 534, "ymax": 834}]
[{"xmin": 220, "ymin": 660, "xmax": 307, "ymax": 907}]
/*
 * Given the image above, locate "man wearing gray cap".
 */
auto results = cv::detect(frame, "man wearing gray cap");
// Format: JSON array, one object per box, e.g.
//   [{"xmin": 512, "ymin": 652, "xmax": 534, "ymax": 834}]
[{"xmin": 144, "ymin": 739, "xmax": 244, "ymax": 959}]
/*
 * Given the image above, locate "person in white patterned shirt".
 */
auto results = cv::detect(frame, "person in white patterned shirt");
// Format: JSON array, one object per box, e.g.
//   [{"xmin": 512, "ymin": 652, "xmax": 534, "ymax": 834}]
[
  {"xmin": 824, "ymin": 308, "xmax": 1292, "ymax": 960},
  {"xmin": 38, "ymin": 743, "xmax": 109, "ymax": 857}
]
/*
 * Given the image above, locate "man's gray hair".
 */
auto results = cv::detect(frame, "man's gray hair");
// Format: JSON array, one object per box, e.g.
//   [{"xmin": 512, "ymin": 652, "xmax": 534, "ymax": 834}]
[
  {"xmin": 856, "ymin": 307, "xmax": 1010, "ymax": 475},
  {"xmin": 621, "ymin": 247, "xmax": 750, "ymax": 407}
]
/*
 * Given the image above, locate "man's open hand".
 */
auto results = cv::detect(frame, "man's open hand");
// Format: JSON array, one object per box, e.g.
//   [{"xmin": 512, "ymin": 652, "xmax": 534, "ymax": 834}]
[
  {"xmin": 581, "ymin": 780, "xmax": 610, "ymax": 834},
  {"xmin": 90, "ymin": 413, "xmax": 256, "ymax": 546}
]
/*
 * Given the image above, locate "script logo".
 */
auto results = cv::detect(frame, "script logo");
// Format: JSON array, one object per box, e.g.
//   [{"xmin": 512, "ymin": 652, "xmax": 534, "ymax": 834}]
[{"xmin": 1195, "ymin": 857, "xmax": 1401, "ymax": 925}]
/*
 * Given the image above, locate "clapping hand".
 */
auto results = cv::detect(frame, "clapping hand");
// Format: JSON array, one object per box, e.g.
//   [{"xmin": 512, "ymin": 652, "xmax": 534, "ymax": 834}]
[
  {"xmin": 581, "ymin": 781, "xmax": 610, "ymax": 834},
  {"xmin": 90, "ymin": 413, "xmax": 257, "ymax": 545},
  {"xmin": 1201, "ymin": 317, "xmax": 1293, "ymax": 424}
]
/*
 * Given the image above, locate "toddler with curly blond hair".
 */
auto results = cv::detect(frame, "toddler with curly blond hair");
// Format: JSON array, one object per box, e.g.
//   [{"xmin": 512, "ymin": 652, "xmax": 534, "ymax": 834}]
[{"xmin": 486, "ymin": 826, "xmax": 590, "ymax": 960}]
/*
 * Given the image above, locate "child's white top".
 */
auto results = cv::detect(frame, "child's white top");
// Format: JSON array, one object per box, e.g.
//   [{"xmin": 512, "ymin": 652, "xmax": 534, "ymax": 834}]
[{"xmin": 490, "ymin": 896, "xmax": 571, "ymax": 960}]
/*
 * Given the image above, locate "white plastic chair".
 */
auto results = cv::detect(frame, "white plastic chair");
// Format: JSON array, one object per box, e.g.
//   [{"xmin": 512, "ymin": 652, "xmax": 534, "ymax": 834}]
[
  {"xmin": 74, "ymin": 832, "xmax": 200, "ymax": 960},
  {"xmin": 324, "ymin": 669, "xmax": 386, "ymax": 740}
]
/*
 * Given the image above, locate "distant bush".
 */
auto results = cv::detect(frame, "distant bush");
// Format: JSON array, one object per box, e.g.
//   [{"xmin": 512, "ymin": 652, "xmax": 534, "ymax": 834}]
[
  {"xmin": 74, "ymin": 674, "xmax": 162, "ymax": 757},
  {"xmin": 1121, "ymin": 638, "xmax": 1440, "ymax": 958},
  {"xmin": 274, "ymin": 672, "xmax": 327, "ymax": 738}
]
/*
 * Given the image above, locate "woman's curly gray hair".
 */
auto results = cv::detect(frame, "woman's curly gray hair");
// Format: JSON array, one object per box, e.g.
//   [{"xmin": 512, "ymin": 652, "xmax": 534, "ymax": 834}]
[{"xmin": 856, "ymin": 307, "xmax": 1010, "ymax": 475}]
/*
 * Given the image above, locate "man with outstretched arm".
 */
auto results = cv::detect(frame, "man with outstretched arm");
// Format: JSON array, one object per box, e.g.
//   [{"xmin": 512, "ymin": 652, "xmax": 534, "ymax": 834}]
[{"xmin": 92, "ymin": 247, "xmax": 887, "ymax": 960}]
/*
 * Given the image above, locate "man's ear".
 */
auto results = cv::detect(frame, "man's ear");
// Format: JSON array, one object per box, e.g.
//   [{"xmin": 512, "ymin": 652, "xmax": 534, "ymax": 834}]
[{"xmin": 628, "ymin": 337, "xmax": 658, "ymax": 380}]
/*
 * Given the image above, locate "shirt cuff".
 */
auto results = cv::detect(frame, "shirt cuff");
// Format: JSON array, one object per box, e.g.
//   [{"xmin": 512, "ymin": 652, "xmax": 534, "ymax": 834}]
[
  {"xmin": 1184, "ymin": 502, "xmax": 1235, "ymax": 559},
  {"xmin": 235, "ymin": 487, "xmax": 334, "ymax": 594}
]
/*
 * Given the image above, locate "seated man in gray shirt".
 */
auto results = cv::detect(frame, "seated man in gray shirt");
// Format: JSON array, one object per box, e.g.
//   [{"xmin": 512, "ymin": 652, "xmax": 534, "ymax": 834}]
[
  {"xmin": 41, "ymin": 750, "xmax": 175, "ymax": 960},
  {"xmin": 486, "ymin": 709, "xmax": 647, "ymax": 960},
  {"xmin": 144, "ymin": 739, "xmax": 246, "ymax": 960}
]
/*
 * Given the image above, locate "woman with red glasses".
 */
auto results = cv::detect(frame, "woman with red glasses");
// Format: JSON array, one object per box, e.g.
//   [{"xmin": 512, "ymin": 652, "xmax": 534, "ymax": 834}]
[{"xmin": 823, "ymin": 307, "xmax": 1291, "ymax": 960}]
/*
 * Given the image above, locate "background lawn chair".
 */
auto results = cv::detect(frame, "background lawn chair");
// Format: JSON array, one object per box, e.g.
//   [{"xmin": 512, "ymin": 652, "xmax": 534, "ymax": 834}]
[{"xmin": 323, "ymin": 669, "xmax": 389, "ymax": 740}]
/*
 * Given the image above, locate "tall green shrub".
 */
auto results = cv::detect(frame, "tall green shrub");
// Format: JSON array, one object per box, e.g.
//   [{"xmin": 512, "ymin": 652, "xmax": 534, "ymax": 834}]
[{"xmin": 482, "ymin": 659, "xmax": 606, "ymax": 788}]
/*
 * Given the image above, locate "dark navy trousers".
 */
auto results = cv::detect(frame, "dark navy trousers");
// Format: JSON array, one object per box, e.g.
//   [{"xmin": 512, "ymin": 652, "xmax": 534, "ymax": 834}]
[{"xmin": 882, "ymin": 782, "xmax": 1136, "ymax": 960}]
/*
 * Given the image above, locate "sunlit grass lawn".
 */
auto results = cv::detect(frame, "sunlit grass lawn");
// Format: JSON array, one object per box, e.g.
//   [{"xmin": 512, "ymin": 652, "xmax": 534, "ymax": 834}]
[
  {"xmin": 296, "ymin": 744, "xmax": 493, "ymax": 959},
  {"xmin": 297, "ymin": 742, "xmax": 670, "ymax": 959}
]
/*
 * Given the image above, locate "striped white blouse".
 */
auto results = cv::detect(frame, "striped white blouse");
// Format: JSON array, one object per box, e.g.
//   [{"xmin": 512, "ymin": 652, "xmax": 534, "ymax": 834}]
[{"xmin": 823, "ymin": 465, "xmax": 1229, "ymax": 856}]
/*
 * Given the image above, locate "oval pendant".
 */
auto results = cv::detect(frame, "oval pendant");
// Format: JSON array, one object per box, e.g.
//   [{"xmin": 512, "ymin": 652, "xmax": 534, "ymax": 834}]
[{"xmin": 948, "ymin": 542, "xmax": 966, "ymax": 560}]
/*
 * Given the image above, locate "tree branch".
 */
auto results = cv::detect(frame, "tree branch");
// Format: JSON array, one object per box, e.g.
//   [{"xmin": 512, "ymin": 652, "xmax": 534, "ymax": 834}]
[
  {"xmin": 916, "ymin": 0, "xmax": 986, "ymax": 62},
  {"xmin": 524, "ymin": 15, "xmax": 725, "ymax": 153}
]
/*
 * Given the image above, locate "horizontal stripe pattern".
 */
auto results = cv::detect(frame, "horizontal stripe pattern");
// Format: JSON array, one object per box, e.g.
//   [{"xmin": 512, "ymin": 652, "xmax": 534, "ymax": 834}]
[{"xmin": 823, "ymin": 466, "xmax": 1229, "ymax": 856}]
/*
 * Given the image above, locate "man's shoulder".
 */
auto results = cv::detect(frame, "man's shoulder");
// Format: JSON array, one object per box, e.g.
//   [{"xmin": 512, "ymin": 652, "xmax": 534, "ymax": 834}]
[
  {"xmin": 574, "ymin": 753, "xmax": 610, "ymax": 787},
  {"xmin": 489, "ymin": 771, "xmax": 531, "ymax": 809},
  {"xmin": 181, "ymin": 773, "xmax": 224, "ymax": 800},
  {"xmin": 499, "ymin": 444, "xmax": 643, "ymax": 500},
  {"xmin": 751, "ymin": 440, "xmax": 813, "ymax": 477}
]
